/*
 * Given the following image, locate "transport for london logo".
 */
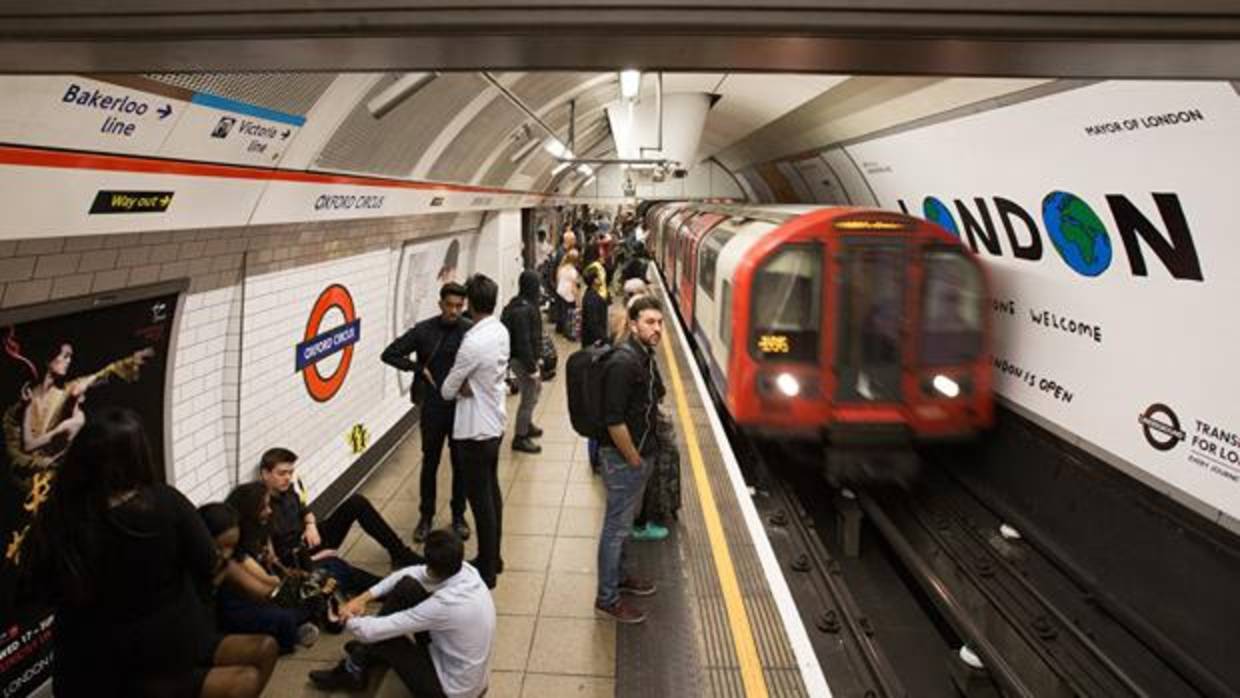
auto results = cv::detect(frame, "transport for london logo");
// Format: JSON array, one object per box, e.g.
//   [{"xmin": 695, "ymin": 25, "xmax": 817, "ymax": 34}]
[{"xmin": 296, "ymin": 284, "xmax": 361, "ymax": 402}]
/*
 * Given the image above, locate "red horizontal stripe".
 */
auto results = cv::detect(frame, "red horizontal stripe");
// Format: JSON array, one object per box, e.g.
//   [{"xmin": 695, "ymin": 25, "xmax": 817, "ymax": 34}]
[{"xmin": 0, "ymin": 144, "xmax": 549, "ymax": 198}]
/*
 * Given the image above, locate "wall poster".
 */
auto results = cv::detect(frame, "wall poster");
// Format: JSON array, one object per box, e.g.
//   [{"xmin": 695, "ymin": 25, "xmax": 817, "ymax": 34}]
[{"xmin": 0, "ymin": 283, "xmax": 182, "ymax": 698}]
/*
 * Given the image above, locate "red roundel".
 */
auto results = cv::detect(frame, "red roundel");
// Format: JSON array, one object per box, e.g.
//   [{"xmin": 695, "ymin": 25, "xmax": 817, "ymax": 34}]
[{"xmin": 302, "ymin": 284, "xmax": 357, "ymax": 402}]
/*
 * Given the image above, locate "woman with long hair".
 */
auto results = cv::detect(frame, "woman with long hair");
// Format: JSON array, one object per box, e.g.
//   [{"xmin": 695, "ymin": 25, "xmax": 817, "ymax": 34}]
[
  {"xmin": 218, "ymin": 482, "xmax": 320, "ymax": 654},
  {"xmin": 556, "ymin": 249, "xmax": 581, "ymax": 338},
  {"xmin": 21, "ymin": 407, "xmax": 276, "ymax": 698}
]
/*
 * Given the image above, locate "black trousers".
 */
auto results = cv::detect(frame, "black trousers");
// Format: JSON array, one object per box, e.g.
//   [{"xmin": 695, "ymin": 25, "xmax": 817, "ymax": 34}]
[
  {"xmin": 419, "ymin": 407, "xmax": 468, "ymax": 520},
  {"xmin": 455, "ymin": 436, "xmax": 503, "ymax": 586},
  {"xmin": 317, "ymin": 494, "xmax": 406, "ymax": 557},
  {"xmin": 359, "ymin": 577, "xmax": 447, "ymax": 698}
]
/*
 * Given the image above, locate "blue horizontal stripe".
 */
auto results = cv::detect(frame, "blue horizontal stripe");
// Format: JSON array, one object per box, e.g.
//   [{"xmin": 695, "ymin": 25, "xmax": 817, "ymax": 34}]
[
  {"xmin": 295, "ymin": 319, "xmax": 361, "ymax": 372},
  {"xmin": 191, "ymin": 92, "xmax": 306, "ymax": 126}
]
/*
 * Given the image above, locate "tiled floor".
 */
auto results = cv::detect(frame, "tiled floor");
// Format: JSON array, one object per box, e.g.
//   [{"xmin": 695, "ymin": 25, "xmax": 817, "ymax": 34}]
[{"xmin": 261, "ymin": 331, "xmax": 617, "ymax": 697}]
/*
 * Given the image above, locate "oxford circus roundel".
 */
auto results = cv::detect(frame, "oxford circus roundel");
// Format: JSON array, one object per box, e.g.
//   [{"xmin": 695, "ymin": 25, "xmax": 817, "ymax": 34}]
[{"xmin": 296, "ymin": 284, "xmax": 361, "ymax": 402}]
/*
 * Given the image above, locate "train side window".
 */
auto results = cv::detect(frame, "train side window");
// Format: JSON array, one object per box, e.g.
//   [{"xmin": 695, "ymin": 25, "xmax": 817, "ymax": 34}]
[
  {"xmin": 698, "ymin": 227, "xmax": 737, "ymax": 300},
  {"xmin": 720, "ymin": 281, "xmax": 733, "ymax": 347},
  {"xmin": 920, "ymin": 249, "xmax": 984, "ymax": 364},
  {"xmin": 749, "ymin": 245, "xmax": 822, "ymax": 362}
]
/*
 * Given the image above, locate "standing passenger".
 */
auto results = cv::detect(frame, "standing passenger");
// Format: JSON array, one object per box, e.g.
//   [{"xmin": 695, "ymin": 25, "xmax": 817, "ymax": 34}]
[
  {"xmin": 383, "ymin": 282, "xmax": 474, "ymax": 544},
  {"xmin": 594, "ymin": 296, "xmax": 666, "ymax": 623},
  {"xmin": 442, "ymin": 274, "xmax": 510, "ymax": 589},
  {"xmin": 501, "ymin": 270, "xmax": 545, "ymax": 455}
]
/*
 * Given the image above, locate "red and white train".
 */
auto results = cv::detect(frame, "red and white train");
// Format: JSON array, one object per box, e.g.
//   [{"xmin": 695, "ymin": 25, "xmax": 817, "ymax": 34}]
[{"xmin": 643, "ymin": 202, "xmax": 994, "ymax": 458}]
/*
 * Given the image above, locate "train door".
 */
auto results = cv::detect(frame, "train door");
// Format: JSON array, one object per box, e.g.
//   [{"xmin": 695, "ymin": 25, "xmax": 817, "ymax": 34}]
[
  {"xmin": 833, "ymin": 238, "xmax": 908, "ymax": 404},
  {"xmin": 680, "ymin": 213, "xmax": 725, "ymax": 326}
]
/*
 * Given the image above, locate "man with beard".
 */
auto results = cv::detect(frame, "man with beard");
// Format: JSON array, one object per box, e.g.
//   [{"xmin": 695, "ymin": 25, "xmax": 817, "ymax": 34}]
[{"xmin": 383, "ymin": 282, "xmax": 473, "ymax": 545}]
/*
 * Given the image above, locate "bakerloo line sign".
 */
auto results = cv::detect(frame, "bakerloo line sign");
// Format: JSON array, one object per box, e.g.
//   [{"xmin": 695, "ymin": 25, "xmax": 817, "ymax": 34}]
[{"xmin": 898, "ymin": 190, "xmax": 1203, "ymax": 281}]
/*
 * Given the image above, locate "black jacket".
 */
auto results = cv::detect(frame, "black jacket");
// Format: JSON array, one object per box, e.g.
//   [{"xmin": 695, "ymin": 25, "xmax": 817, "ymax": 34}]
[
  {"xmin": 502, "ymin": 270, "xmax": 544, "ymax": 373},
  {"xmin": 601, "ymin": 336, "xmax": 666, "ymax": 456},
  {"xmin": 580, "ymin": 287, "xmax": 609, "ymax": 348},
  {"xmin": 382, "ymin": 313, "xmax": 473, "ymax": 411}
]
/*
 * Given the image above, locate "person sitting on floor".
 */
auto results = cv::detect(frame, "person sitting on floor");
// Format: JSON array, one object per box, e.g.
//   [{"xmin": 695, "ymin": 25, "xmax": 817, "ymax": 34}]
[
  {"xmin": 309, "ymin": 530, "xmax": 496, "ymax": 698},
  {"xmin": 215, "ymin": 484, "xmax": 321, "ymax": 654},
  {"xmin": 258, "ymin": 447, "xmax": 421, "ymax": 577}
]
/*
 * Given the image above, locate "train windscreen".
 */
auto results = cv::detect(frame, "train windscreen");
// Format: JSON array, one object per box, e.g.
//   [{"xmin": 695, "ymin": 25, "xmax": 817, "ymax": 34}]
[
  {"xmin": 920, "ymin": 249, "xmax": 984, "ymax": 365},
  {"xmin": 835, "ymin": 241, "xmax": 906, "ymax": 402},
  {"xmin": 749, "ymin": 244, "xmax": 821, "ymax": 363}
]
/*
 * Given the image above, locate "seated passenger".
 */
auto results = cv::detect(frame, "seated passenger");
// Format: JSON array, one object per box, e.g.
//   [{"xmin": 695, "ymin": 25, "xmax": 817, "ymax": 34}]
[
  {"xmin": 21, "ymin": 407, "xmax": 277, "ymax": 698},
  {"xmin": 218, "ymin": 483, "xmax": 321, "ymax": 654},
  {"xmin": 258, "ymin": 447, "xmax": 421, "ymax": 576},
  {"xmin": 309, "ymin": 530, "xmax": 496, "ymax": 698}
]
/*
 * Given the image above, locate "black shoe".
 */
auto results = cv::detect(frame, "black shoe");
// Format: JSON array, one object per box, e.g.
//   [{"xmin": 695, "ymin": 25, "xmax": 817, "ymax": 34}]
[
  {"xmin": 527, "ymin": 424, "xmax": 544, "ymax": 438},
  {"xmin": 308, "ymin": 660, "xmax": 366, "ymax": 691},
  {"xmin": 412, "ymin": 517, "xmax": 432, "ymax": 544},
  {"xmin": 468, "ymin": 557, "xmax": 504, "ymax": 575},
  {"xmin": 452, "ymin": 518, "xmax": 471, "ymax": 541},
  {"xmin": 512, "ymin": 436, "xmax": 542, "ymax": 454}
]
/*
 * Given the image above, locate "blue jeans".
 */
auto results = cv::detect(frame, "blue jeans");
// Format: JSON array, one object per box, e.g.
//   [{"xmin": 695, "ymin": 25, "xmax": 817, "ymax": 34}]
[{"xmin": 596, "ymin": 446, "xmax": 651, "ymax": 607}]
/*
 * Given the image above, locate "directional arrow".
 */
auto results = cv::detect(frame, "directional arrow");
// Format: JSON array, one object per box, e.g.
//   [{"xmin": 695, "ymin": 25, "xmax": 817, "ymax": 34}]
[
  {"xmin": 157, "ymin": 104, "xmax": 173, "ymax": 120},
  {"xmin": 281, "ymin": 129, "xmax": 291, "ymax": 140}
]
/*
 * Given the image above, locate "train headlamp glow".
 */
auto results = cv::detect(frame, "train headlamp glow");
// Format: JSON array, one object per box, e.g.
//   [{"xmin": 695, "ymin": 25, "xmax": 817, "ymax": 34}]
[
  {"xmin": 775, "ymin": 373, "xmax": 801, "ymax": 397},
  {"xmin": 932, "ymin": 374, "xmax": 960, "ymax": 398}
]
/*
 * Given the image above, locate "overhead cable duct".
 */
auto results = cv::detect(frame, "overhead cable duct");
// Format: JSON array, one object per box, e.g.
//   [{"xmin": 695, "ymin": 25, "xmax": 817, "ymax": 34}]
[
  {"xmin": 479, "ymin": 71, "xmax": 563, "ymax": 149},
  {"xmin": 367, "ymin": 72, "xmax": 437, "ymax": 119},
  {"xmin": 640, "ymin": 72, "xmax": 663, "ymax": 159}
]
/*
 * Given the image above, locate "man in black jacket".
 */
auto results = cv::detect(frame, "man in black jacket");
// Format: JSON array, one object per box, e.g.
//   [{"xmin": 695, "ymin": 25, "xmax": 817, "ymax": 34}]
[
  {"xmin": 382, "ymin": 282, "xmax": 473, "ymax": 544},
  {"xmin": 501, "ymin": 270, "xmax": 545, "ymax": 454}
]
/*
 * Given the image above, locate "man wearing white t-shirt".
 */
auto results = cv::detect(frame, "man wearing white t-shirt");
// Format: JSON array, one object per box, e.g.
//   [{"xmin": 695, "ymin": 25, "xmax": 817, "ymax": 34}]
[{"xmin": 309, "ymin": 529, "xmax": 496, "ymax": 698}]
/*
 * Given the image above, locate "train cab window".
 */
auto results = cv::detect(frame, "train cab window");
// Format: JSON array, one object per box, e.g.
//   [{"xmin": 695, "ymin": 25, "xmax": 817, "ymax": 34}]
[
  {"xmin": 920, "ymin": 249, "xmax": 984, "ymax": 365},
  {"xmin": 698, "ymin": 227, "xmax": 737, "ymax": 300},
  {"xmin": 749, "ymin": 245, "xmax": 822, "ymax": 362}
]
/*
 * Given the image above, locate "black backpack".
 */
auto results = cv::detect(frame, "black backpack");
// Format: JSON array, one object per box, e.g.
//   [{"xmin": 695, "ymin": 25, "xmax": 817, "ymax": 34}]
[{"xmin": 565, "ymin": 341, "xmax": 629, "ymax": 439}]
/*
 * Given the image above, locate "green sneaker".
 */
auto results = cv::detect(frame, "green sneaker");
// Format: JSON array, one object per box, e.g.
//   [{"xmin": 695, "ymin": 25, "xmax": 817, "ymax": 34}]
[{"xmin": 631, "ymin": 522, "xmax": 669, "ymax": 541}]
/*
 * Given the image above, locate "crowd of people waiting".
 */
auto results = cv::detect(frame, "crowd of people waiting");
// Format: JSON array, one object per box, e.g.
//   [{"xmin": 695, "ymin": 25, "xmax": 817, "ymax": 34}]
[{"xmin": 17, "ymin": 204, "xmax": 681, "ymax": 697}]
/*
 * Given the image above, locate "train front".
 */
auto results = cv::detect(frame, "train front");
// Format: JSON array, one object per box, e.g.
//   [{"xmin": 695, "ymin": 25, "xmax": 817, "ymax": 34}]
[{"xmin": 734, "ymin": 210, "xmax": 993, "ymax": 480}]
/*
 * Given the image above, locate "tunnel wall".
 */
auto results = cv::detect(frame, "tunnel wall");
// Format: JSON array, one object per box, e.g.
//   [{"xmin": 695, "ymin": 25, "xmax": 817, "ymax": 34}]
[{"xmin": 734, "ymin": 80, "xmax": 1240, "ymax": 531}]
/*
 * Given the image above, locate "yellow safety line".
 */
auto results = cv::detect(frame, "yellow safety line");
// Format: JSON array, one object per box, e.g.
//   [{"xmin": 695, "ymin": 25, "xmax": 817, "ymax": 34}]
[{"xmin": 660, "ymin": 334, "xmax": 770, "ymax": 698}]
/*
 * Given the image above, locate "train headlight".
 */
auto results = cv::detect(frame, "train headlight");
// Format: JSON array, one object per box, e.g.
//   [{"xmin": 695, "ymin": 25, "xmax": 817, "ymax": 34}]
[
  {"xmin": 932, "ymin": 374, "xmax": 960, "ymax": 398},
  {"xmin": 776, "ymin": 373, "xmax": 801, "ymax": 397}
]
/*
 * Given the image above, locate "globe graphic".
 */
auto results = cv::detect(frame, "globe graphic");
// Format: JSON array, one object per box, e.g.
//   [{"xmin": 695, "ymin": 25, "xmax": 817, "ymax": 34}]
[
  {"xmin": 1042, "ymin": 191, "xmax": 1112, "ymax": 276},
  {"xmin": 922, "ymin": 197, "xmax": 959, "ymax": 237}
]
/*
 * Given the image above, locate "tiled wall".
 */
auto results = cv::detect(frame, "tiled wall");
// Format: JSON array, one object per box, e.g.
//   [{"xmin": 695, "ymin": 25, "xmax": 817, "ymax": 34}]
[{"xmin": 0, "ymin": 211, "xmax": 486, "ymax": 505}]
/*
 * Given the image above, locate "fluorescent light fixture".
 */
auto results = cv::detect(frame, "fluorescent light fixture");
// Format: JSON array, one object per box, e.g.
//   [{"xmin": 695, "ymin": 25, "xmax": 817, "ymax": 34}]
[
  {"xmin": 577, "ymin": 164, "xmax": 593, "ymax": 176},
  {"xmin": 775, "ymin": 373, "xmax": 800, "ymax": 397},
  {"xmin": 509, "ymin": 136, "xmax": 540, "ymax": 163},
  {"xmin": 932, "ymin": 374, "xmax": 960, "ymax": 398},
  {"xmin": 551, "ymin": 161, "xmax": 571, "ymax": 175},
  {"xmin": 583, "ymin": 175, "xmax": 596, "ymax": 185},
  {"xmin": 367, "ymin": 73, "xmax": 437, "ymax": 119},
  {"xmin": 543, "ymin": 138, "xmax": 569, "ymax": 158},
  {"xmin": 620, "ymin": 69, "xmax": 641, "ymax": 99}
]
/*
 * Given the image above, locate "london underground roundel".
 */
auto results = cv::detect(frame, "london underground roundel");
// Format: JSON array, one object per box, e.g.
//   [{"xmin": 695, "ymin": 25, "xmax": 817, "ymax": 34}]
[{"xmin": 295, "ymin": 284, "xmax": 361, "ymax": 402}]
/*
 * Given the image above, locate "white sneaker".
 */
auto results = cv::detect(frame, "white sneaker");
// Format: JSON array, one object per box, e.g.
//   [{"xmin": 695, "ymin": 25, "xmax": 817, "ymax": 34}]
[{"xmin": 297, "ymin": 622, "xmax": 320, "ymax": 648}]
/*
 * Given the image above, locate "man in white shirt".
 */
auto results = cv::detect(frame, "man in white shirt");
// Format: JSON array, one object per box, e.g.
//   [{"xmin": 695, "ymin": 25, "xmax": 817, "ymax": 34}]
[
  {"xmin": 441, "ymin": 274, "xmax": 510, "ymax": 588},
  {"xmin": 309, "ymin": 530, "xmax": 496, "ymax": 697}
]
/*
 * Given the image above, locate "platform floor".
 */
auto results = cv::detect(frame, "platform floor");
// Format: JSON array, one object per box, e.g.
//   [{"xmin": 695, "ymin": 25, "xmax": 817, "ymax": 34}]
[{"xmin": 259, "ymin": 307, "xmax": 814, "ymax": 697}]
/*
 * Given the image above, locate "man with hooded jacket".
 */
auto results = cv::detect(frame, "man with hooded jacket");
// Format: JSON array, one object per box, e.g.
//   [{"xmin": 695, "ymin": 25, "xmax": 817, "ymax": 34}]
[{"xmin": 501, "ymin": 270, "xmax": 545, "ymax": 454}]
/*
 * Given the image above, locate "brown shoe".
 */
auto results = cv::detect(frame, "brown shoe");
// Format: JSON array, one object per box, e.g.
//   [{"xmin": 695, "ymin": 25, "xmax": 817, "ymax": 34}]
[
  {"xmin": 619, "ymin": 576, "xmax": 657, "ymax": 597},
  {"xmin": 594, "ymin": 599, "xmax": 646, "ymax": 624}
]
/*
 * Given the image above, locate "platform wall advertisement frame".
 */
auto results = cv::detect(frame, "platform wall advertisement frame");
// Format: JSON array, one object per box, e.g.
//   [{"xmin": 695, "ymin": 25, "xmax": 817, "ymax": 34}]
[
  {"xmin": 0, "ymin": 282, "xmax": 183, "ymax": 698},
  {"xmin": 841, "ymin": 80, "xmax": 1240, "ymax": 523}
]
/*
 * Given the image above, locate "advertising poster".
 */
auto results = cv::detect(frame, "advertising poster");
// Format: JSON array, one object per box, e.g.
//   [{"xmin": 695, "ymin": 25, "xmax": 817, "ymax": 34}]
[
  {"xmin": 843, "ymin": 80, "xmax": 1240, "ymax": 521},
  {"xmin": 0, "ymin": 289, "xmax": 179, "ymax": 698},
  {"xmin": 391, "ymin": 233, "xmax": 479, "ymax": 395}
]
